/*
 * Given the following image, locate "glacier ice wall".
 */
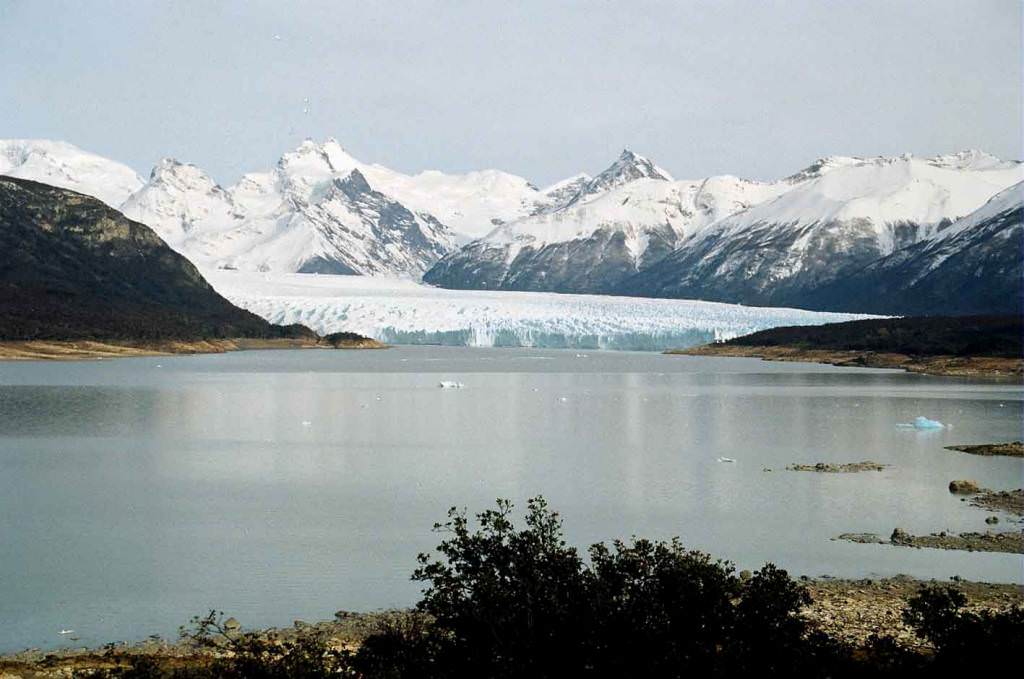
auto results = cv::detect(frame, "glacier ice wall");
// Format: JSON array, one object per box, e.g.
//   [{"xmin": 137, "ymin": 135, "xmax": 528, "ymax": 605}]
[{"xmin": 207, "ymin": 271, "xmax": 880, "ymax": 352}]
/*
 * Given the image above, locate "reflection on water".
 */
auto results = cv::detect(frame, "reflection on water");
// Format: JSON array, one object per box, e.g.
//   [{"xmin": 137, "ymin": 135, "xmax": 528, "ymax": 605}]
[{"xmin": 1, "ymin": 346, "xmax": 1021, "ymax": 651}]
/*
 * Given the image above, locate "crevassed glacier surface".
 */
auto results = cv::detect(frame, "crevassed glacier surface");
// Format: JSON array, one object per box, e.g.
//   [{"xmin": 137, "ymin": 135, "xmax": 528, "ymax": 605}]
[{"xmin": 207, "ymin": 271, "xmax": 879, "ymax": 351}]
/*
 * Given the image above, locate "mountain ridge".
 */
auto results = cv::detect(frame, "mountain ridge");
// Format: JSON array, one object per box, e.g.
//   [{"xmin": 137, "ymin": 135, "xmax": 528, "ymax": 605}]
[{"xmin": 2, "ymin": 138, "xmax": 1020, "ymax": 316}]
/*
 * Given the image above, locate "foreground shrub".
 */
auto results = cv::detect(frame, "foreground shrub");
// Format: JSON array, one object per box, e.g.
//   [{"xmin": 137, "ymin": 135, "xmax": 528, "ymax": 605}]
[
  {"xmin": 382, "ymin": 497, "xmax": 847, "ymax": 678},
  {"xmin": 903, "ymin": 584, "xmax": 1024, "ymax": 669}
]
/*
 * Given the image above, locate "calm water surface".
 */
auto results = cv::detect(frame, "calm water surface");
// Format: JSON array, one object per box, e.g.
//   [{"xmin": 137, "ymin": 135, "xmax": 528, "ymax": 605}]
[{"xmin": 1, "ymin": 347, "xmax": 1022, "ymax": 651}]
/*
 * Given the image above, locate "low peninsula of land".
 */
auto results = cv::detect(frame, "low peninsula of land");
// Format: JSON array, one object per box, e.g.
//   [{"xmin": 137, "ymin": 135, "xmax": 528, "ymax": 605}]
[
  {"xmin": 946, "ymin": 441, "xmax": 1024, "ymax": 458},
  {"xmin": 0, "ymin": 333, "xmax": 385, "ymax": 361},
  {"xmin": 669, "ymin": 314, "xmax": 1023, "ymax": 377}
]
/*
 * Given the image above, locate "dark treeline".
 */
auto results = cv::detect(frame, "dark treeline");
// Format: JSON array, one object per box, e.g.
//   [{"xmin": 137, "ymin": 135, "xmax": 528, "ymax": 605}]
[
  {"xmin": 722, "ymin": 315, "xmax": 1023, "ymax": 358},
  {"xmin": 86, "ymin": 498, "xmax": 1022, "ymax": 678}
]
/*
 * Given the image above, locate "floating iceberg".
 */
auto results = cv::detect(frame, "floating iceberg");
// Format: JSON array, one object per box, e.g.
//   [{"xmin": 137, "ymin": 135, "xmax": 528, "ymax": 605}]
[
  {"xmin": 913, "ymin": 416, "xmax": 944, "ymax": 430},
  {"xmin": 207, "ymin": 271, "xmax": 880, "ymax": 352},
  {"xmin": 898, "ymin": 416, "xmax": 945, "ymax": 430}
]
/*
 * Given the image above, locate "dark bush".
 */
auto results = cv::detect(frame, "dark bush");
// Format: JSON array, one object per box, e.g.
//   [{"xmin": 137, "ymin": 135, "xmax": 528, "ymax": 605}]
[
  {"xmin": 409, "ymin": 497, "xmax": 590, "ymax": 678},
  {"xmin": 903, "ymin": 584, "xmax": 1024, "ymax": 670},
  {"xmin": 389, "ymin": 497, "xmax": 849, "ymax": 678}
]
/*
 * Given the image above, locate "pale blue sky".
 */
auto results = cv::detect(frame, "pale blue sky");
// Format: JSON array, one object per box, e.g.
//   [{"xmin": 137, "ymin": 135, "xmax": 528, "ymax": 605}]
[{"xmin": 1, "ymin": 0, "xmax": 1020, "ymax": 186}]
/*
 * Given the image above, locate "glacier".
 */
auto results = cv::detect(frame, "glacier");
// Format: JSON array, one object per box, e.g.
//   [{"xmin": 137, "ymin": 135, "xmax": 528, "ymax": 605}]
[{"xmin": 206, "ymin": 270, "xmax": 879, "ymax": 351}]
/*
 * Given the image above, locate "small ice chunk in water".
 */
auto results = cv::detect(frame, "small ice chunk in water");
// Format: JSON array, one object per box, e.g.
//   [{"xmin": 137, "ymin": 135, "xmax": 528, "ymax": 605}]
[
  {"xmin": 558, "ymin": 396, "xmax": 569, "ymax": 402},
  {"xmin": 438, "ymin": 381, "xmax": 464, "ymax": 389},
  {"xmin": 301, "ymin": 420, "xmax": 312, "ymax": 427},
  {"xmin": 717, "ymin": 457, "xmax": 736, "ymax": 463},
  {"xmin": 912, "ymin": 416, "xmax": 944, "ymax": 430}
]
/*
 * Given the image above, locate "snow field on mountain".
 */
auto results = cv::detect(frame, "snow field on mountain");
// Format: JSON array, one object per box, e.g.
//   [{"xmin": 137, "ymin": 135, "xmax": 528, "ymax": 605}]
[
  {"xmin": 206, "ymin": 270, "xmax": 878, "ymax": 351},
  {"xmin": 0, "ymin": 139, "xmax": 144, "ymax": 207}
]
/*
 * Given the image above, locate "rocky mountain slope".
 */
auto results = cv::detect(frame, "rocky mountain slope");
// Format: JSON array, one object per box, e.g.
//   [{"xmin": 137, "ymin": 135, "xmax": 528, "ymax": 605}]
[
  {"xmin": 423, "ymin": 150, "xmax": 792, "ymax": 293},
  {"xmin": 801, "ymin": 181, "xmax": 1024, "ymax": 315},
  {"xmin": 618, "ymin": 151, "xmax": 1022, "ymax": 311},
  {"xmin": 0, "ymin": 176, "xmax": 312, "ymax": 341}
]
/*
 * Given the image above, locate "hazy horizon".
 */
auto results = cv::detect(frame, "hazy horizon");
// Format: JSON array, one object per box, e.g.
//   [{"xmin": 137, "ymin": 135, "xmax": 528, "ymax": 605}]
[{"xmin": 1, "ymin": 0, "xmax": 1020, "ymax": 186}]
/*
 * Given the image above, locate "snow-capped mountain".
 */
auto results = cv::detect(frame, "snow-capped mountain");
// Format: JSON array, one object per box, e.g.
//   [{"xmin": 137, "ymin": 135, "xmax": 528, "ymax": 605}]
[
  {"xmin": 264, "ymin": 138, "xmax": 542, "ymax": 241},
  {"xmin": 120, "ymin": 139, "xmax": 457, "ymax": 276},
  {"xmin": 358, "ymin": 164, "xmax": 541, "ymax": 241},
  {"xmin": 202, "ymin": 168, "xmax": 453, "ymax": 275},
  {"xmin": 802, "ymin": 181, "xmax": 1024, "ymax": 315},
  {"xmin": 0, "ymin": 139, "xmax": 144, "ymax": 207},
  {"xmin": 3, "ymin": 138, "xmax": 1019, "ymax": 315},
  {"xmin": 563, "ymin": 149, "xmax": 672, "ymax": 206},
  {"xmin": 1, "ymin": 138, "xmax": 535, "ymax": 277},
  {"xmin": 120, "ymin": 158, "xmax": 243, "ymax": 245},
  {"xmin": 423, "ymin": 149, "xmax": 792, "ymax": 293},
  {"xmin": 620, "ymin": 152, "xmax": 1023, "ymax": 309}
]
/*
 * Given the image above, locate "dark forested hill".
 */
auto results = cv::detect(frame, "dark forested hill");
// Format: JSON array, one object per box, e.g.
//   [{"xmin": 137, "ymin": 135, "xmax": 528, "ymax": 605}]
[{"xmin": 0, "ymin": 176, "xmax": 314, "ymax": 341}]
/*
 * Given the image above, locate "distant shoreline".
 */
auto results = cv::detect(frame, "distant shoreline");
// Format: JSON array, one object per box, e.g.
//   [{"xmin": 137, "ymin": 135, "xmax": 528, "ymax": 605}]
[
  {"xmin": 667, "ymin": 315, "xmax": 1024, "ymax": 378},
  {"xmin": 669, "ymin": 344, "xmax": 1023, "ymax": 378},
  {"xmin": 0, "ymin": 336, "xmax": 387, "ymax": 361}
]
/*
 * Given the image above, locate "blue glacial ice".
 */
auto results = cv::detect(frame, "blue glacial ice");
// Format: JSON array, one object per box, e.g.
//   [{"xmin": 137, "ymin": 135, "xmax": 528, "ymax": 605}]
[{"xmin": 207, "ymin": 271, "xmax": 882, "ymax": 352}]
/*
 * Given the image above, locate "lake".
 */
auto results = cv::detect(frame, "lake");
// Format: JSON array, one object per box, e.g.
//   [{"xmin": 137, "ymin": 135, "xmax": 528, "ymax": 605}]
[{"xmin": 1, "ymin": 346, "xmax": 1021, "ymax": 652}]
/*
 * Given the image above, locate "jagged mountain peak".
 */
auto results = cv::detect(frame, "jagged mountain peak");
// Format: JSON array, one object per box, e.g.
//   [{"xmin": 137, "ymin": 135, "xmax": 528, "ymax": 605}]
[
  {"xmin": 277, "ymin": 137, "xmax": 359, "ymax": 181},
  {"xmin": 563, "ymin": 148, "xmax": 672, "ymax": 208},
  {"xmin": 148, "ymin": 157, "xmax": 222, "ymax": 189},
  {"xmin": 600, "ymin": 148, "xmax": 672, "ymax": 182}
]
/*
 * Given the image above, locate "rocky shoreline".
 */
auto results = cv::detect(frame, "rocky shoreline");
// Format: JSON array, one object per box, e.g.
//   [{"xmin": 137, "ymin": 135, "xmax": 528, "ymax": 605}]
[
  {"xmin": 801, "ymin": 576, "xmax": 1023, "ymax": 648},
  {"xmin": 0, "ymin": 335, "xmax": 386, "ymax": 361},
  {"xmin": 669, "ymin": 344, "xmax": 1024, "ymax": 378},
  {"xmin": 2, "ymin": 577, "xmax": 1020, "ymax": 677},
  {"xmin": 0, "ymin": 611, "xmax": 394, "ymax": 679}
]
